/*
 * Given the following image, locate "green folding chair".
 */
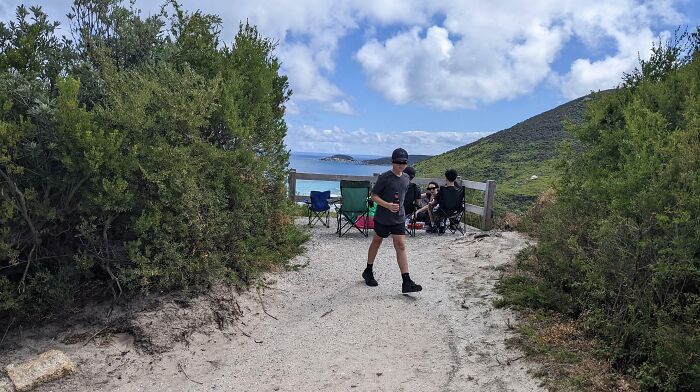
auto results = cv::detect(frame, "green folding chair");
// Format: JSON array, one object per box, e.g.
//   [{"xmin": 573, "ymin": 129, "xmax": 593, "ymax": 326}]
[{"xmin": 336, "ymin": 180, "xmax": 371, "ymax": 237}]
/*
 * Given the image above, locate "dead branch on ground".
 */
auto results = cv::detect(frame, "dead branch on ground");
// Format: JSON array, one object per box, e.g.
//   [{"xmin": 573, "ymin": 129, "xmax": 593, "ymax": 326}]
[{"xmin": 177, "ymin": 363, "xmax": 203, "ymax": 385}]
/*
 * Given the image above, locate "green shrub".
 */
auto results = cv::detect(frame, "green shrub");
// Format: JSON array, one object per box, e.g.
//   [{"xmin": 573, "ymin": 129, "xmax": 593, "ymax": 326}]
[
  {"xmin": 0, "ymin": 2, "xmax": 306, "ymax": 320},
  {"xmin": 500, "ymin": 30, "xmax": 700, "ymax": 390},
  {"xmin": 495, "ymin": 275, "xmax": 573, "ymax": 313}
]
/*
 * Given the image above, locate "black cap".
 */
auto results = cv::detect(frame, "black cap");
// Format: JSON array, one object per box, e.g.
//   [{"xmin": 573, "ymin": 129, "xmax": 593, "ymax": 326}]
[
  {"xmin": 403, "ymin": 166, "xmax": 416, "ymax": 179},
  {"xmin": 391, "ymin": 148, "xmax": 409, "ymax": 163}
]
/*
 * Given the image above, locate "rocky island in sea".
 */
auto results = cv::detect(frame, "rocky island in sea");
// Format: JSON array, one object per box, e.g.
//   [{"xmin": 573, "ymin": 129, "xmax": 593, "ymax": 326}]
[{"xmin": 320, "ymin": 154, "xmax": 357, "ymax": 163}]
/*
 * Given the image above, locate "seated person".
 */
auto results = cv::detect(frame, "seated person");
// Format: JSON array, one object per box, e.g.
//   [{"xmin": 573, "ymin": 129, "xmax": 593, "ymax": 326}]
[
  {"xmin": 431, "ymin": 169, "xmax": 463, "ymax": 233},
  {"xmin": 414, "ymin": 181, "xmax": 439, "ymax": 232},
  {"xmin": 403, "ymin": 166, "xmax": 422, "ymax": 221}
]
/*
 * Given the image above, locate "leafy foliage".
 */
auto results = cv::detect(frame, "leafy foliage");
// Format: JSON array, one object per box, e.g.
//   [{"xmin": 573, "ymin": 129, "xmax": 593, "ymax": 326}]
[
  {"xmin": 0, "ymin": 1, "xmax": 306, "ymax": 319},
  {"xmin": 501, "ymin": 30, "xmax": 700, "ymax": 391}
]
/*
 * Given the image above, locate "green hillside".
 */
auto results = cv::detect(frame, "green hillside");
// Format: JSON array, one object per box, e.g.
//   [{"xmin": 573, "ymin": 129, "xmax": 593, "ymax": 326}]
[{"xmin": 415, "ymin": 93, "xmax": 600, "ymax": 213}]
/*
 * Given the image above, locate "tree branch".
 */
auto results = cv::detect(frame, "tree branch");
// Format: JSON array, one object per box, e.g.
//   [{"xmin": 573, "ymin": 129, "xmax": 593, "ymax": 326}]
[
  {"xmin": 101, "ymin": 215, "xmax": 122, "ymax": 313},
  {"xmin": 0, "ymin": 167, "xmax": 40, "ymax": 291}
]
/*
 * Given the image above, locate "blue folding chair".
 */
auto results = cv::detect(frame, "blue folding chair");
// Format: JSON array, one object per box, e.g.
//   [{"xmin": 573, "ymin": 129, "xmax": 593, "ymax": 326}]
[{"xmin": 307, "ymin": 190, "xmax": 331, "ymax": 227}]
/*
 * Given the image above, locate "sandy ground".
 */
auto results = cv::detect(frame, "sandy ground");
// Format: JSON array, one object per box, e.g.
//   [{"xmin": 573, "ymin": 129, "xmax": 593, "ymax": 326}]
[{"xmin": 1, "ymin": 221, "xmax": 544, "ymax": 392}]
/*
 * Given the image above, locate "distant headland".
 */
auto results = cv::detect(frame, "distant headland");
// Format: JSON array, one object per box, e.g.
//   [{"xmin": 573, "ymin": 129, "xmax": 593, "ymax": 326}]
[
  {"xmin": 320, "ymin": 154, "xmax": 433, "ymax": 165},
  {"xmin": 361, "ymin": 155, "xmax": 433, "ymax": 165}
]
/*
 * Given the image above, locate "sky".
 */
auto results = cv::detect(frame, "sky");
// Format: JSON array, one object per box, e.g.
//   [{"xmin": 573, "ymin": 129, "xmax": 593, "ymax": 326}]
[{"xmin": 1, "ymin": 1, "xmax": 699, "ymax": 156}]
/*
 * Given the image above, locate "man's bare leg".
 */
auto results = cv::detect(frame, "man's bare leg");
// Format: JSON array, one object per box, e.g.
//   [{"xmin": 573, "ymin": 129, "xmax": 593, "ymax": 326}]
[
  {"xmin": 392, "ymin": 235, "xmax": 408, "ymax": 273},
  {"xmin": 367, "ymin": 234, "xmax": 383, "ymax": 265},
  {"xmin": 427, "ymin": 209, "xmax": 436, "ymax": 228}
]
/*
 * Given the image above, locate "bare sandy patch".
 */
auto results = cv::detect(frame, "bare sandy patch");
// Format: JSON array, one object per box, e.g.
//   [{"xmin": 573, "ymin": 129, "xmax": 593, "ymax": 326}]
[{"xmin": 1, "ymin": 221, "xmax": 543, "ymax": 392}]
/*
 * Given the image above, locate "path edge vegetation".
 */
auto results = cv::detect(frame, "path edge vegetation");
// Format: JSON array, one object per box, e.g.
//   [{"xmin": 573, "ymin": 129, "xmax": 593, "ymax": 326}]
[
  {"xmin": 0, "ymin": 1, "xmax": 307, "ymax": 324},
  {"xmin": 496, "ymin": 30, "xmax": 700, "ymax": 391}
]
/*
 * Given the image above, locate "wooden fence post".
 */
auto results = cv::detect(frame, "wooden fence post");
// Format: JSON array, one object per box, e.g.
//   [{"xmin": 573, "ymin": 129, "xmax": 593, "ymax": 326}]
[
  {"xmin": 288, "ymin": 169, "xmax": 297, "ymax": 201},
  {"xmin": 482, "ymin": 180, "xmax": 496, "ymax": 230}
]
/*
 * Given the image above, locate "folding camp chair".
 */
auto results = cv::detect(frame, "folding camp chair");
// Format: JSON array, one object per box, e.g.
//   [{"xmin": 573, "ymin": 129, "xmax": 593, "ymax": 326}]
[
  {"xmin": 306, "ymin": 190, "xmax": 331, "ymax": 227},
  {"xmin": 434, "ymin": 185, "xmax": 466, "ymax": 236},
  {"xmin": 336, "ymin": 180, "xmax": 371, "ymax": 237}
]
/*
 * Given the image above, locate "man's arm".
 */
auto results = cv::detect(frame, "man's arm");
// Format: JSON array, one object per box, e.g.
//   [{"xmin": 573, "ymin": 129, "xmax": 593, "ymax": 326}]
[
  {"xmin": 415, "ymin": 204, "xmax": 429, "ymax": 215},
  {"xmin": 371, "ymin": 192, "xmax": 399, "ymax": 213}
]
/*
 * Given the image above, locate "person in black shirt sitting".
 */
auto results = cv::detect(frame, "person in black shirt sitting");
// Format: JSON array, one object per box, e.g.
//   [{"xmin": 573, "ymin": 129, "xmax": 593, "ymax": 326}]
[{"xmin": 431, "ymin": 169, "xmax": 462, "ymax": 234}]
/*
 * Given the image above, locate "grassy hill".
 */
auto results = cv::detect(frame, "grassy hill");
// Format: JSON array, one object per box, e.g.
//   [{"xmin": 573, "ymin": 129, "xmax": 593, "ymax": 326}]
[{"xmin": 415, "ymin": 93, "xmax": 601, "ymax": 213}]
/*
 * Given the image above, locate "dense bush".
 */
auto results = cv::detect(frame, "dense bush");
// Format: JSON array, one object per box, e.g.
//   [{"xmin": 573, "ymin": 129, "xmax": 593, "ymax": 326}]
[
  {"xmin": 509, "ymin": 31, "xmax": 700, "ymax": 391},
  {"xmin": 0, "ymin": 1, "xmax": 306, "ymax": 319}
]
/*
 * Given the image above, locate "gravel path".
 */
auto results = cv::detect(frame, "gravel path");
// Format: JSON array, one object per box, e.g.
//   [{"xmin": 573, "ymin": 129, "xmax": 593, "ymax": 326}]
[{"xmin": 9, "ymin": 222, "xmax": 544, "ymax": 391}]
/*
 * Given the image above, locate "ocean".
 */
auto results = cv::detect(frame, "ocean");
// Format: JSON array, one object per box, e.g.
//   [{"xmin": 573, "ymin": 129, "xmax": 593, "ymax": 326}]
[{"xmin": 288, "ymin": 151, "xmax": 391, "ymax": 197}]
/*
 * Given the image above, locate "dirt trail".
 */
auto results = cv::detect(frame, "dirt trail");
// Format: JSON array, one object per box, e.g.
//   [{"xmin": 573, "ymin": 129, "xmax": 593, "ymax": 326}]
[{"xmin": 2, "ymin": 223, "xmax": 544, "ymax": 391}]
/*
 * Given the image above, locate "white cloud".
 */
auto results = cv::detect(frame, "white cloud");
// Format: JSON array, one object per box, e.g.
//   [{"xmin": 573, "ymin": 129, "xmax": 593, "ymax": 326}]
[
  {"xmin": 355, "ymin": 0, "xmax": 682, "ymax": 107},
  {"xmin": 553, "ymin": 2, "xmax": 678, "ymax": 98},
  {"xmin": 285, "ymin": 124, "xmax": 491, "ymax": 155},
  {"xmin": 186, "ymin": 0, "xmax": 682, "ymax": 109},
  {"xmin": 281, "ymin": 44, "xmax": 341, "ymax": 103},
  {"xmin": 2, "ymin": 0, "xmax": 684, "ymax": 110},
  {"xmin": 327, "ymin": 100, "xmax": 356, "ymax": 115},
  {"xmin": 357, "ymin": 19, "xmax": 570, "ymax": 109}
]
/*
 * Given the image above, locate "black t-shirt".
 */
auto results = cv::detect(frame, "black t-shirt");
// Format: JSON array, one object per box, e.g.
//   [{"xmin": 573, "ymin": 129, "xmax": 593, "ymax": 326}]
[
  {"xmin": 404, "ymin": 183, "xmax": 421, "ymax": 214},
  {"xmin": 435, "ymin": 185, "xmax": 463, "ymax": 211},
  {"xmin": 371, "ymin": 170, "xmax": 410, "ymax": 225}
]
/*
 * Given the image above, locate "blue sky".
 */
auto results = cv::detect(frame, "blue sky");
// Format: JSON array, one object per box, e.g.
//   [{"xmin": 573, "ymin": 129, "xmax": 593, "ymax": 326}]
[{"xmin": 1, "ymin": 0, "xmax": 698, "ymax": 156}]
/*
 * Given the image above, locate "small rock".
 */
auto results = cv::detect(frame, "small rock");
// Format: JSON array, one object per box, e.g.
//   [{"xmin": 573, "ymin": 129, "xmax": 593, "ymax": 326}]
[
  {"xmin": 530, "ymin": 175, "xmax": 538, "ymax": 180},
  {"xmin": 376, "ymin": 372, "xmax": 383, "ymax": 376},
  {"xmin": 4, "ymin": 349, "xmax": 75, "ymax": 392}
]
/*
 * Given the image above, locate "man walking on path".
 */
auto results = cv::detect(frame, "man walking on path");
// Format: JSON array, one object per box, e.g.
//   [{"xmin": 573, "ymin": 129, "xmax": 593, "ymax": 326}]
[{"xmin": 362, "ymin": 148, "xmax": 423, "ymax": 293}]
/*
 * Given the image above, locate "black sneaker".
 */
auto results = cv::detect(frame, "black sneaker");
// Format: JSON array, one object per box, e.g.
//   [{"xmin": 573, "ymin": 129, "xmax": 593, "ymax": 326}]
[
  {"xmin": 402, "ymin": 280, "xmax": 422, "ymax": 293},
  {"xmin": 362, "ymin": 269, "xmax": 378, "ymax": 286}
]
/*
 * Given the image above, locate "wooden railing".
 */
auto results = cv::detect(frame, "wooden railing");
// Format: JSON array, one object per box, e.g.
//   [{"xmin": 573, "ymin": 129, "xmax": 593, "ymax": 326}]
[{"xmin": 287, "ymin": 169, "xmax": 496, "ymax": 230}]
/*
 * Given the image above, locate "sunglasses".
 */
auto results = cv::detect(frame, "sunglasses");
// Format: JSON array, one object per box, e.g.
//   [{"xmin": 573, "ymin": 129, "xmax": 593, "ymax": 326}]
[
  {"xmin": 392, "ymin": 161, "xmax": 408, "ymax": 165},
  {"xmin": 427, "ymin": 187, "xmax": 437, "ymax": 190}
]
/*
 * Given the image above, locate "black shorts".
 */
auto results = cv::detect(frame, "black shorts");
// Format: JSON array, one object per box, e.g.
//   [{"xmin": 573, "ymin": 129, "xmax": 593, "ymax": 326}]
[{"xmin": 373, "ymin": 221, "xmax": 406, "ymax": 238}]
